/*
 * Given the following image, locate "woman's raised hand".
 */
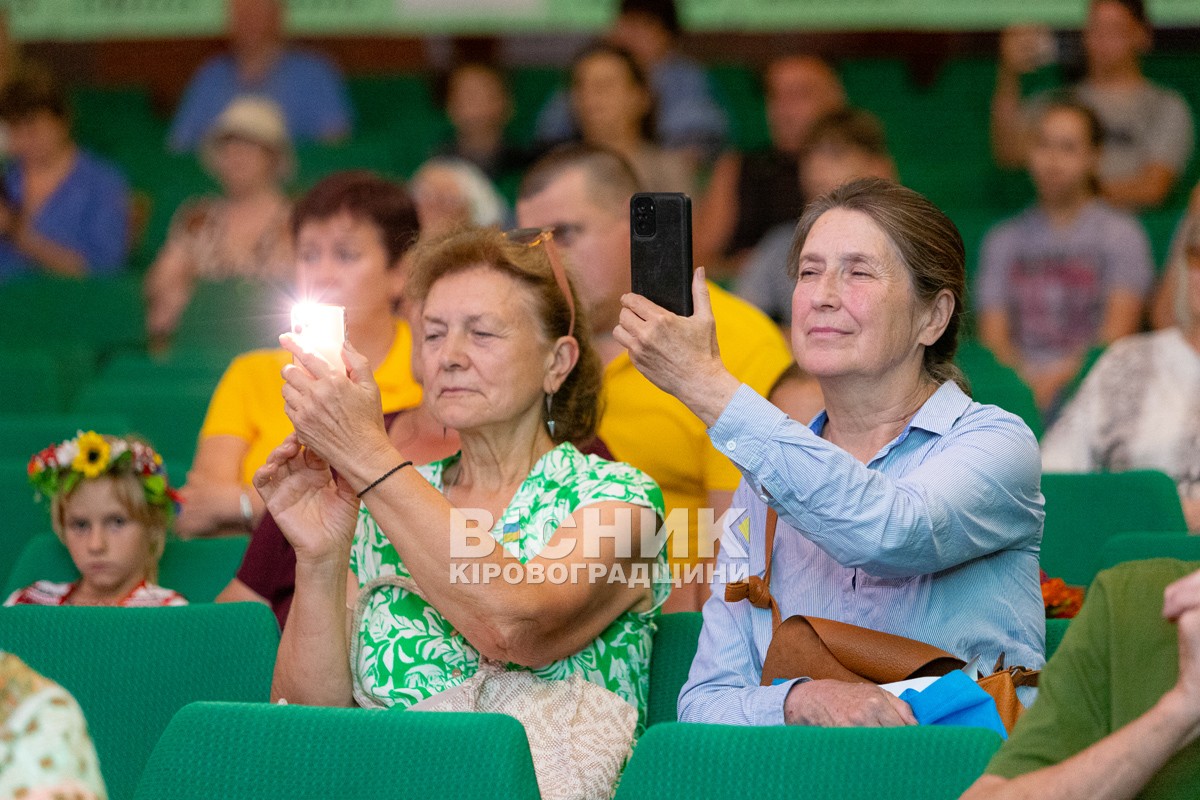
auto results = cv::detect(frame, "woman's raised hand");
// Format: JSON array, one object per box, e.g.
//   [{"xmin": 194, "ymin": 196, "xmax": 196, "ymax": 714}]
[
  {"xmin": 615, "ymin": 267, "xmax": 742, "ymax": 427},
  {"xmin": 279, "ymin": 334, "xmax": 391, "ymax": 471},
  {"xmin": 253, "ymin": 433, "xmax": 360, "ymax": 565}
]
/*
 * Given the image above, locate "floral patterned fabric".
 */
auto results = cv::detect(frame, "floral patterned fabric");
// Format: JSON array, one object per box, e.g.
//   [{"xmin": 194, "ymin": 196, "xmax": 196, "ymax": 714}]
[
  {"xmin": 349, "ymin": 442, "xmax": 666, "ymax": 731},
  {"xmin": 0, "ymin": 652, "xmax": 107, "ymax": 800}
]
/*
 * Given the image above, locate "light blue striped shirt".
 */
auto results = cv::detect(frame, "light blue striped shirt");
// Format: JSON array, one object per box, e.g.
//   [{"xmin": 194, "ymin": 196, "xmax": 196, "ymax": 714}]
[{"xmin": 678, "ymin": 381, "xmax": 1046, "ymax": 726}]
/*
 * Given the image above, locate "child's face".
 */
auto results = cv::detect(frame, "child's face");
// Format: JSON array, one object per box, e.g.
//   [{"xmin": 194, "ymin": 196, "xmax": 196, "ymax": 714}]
[
  {"xmin": 61, "ymin": 478, "xmax": 151, "ymax": 599},
  {"xmin": 1029, "ymin": 108, "xmax": 1098, "ymax": 203}
]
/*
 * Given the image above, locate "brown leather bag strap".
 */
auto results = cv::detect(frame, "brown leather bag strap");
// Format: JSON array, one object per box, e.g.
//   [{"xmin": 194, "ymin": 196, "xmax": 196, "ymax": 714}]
[{"xmin": 723, "ymin": 508, "xmax": 782, "ymax": 630}]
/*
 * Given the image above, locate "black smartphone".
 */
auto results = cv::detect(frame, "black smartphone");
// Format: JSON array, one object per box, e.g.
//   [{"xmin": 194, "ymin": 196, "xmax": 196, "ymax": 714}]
[{"xmin": 630, "ymin": 192, "xmax": 693, "ymax": 317}]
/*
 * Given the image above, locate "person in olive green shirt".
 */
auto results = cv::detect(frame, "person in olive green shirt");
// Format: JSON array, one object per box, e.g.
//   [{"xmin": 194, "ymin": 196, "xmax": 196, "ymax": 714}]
[{"xmin": 962, "ymin": 558, "xmax": 1200, "ymax": 800}]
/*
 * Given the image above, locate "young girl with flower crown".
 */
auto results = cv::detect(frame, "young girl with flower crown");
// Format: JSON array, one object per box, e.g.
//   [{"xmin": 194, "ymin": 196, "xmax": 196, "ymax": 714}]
[{"xmin": 4, "ymin": 431, "xmax": 187, "ymax": 607}]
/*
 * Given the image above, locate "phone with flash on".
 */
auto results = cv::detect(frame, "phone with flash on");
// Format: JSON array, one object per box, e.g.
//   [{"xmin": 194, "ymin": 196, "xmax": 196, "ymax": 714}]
[{"xmin": 290, "ymin": 302, "xmax": 346, "ymax": 372}]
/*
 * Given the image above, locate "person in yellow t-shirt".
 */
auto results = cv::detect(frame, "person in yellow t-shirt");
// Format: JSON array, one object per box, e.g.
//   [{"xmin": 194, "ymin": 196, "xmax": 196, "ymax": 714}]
[
  {"xmin": 176, "ymin": 171, "xmax": 423, "ymax": 538},
  {"xmin": 517, "ymin": 144, "xmax": 811, "ymax": 612}
]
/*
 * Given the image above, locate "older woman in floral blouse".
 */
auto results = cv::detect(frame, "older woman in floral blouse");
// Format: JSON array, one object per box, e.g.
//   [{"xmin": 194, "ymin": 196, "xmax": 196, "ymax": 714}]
[{"xmin": 255, "ymin": 227, "xmax": 667, "ymax": 791}]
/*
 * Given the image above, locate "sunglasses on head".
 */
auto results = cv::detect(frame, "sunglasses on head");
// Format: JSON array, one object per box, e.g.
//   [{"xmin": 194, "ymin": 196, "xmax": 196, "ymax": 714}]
[{"xmin": 504, "ymin": 226, "xmax": 577, "ymax": 337}]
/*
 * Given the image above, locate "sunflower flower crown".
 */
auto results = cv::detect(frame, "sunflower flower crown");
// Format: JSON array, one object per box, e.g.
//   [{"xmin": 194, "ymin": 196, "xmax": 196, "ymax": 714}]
[{"xmin": 27, "ymin": 431, "xmax": 181, "ymax": 519}]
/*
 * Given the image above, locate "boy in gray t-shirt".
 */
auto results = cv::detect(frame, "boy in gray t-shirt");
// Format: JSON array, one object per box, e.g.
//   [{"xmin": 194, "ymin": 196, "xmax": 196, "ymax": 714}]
[
  {"xmin": 976, "ymin": 201, "xmax": 1153, "ymax": 368},
  {"xmin": 977, "ymin": 98, "xmax": 1154, "ymax": 415}
]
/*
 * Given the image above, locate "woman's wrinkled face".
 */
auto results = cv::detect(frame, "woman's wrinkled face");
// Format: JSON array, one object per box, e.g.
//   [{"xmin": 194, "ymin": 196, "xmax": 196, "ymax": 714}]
[
  {"xmin": 570, "ymin": 52, "xmax": 650, "ymax": 144},
  {"xmin": 420, "ymin": 265, "xmax": 556, "ymax": 433},
  {"xmin": 791, "ymin": 208, "xmax": 936, "ymax": 383},
  {"xmin": 213, "ymin": 135, "xmax": 280, "ymax": 195},
  {"xmin": 295, "ymin": 211, "xmax": 403, "ymax": 318},
  {"xmin": 61, "ymin": 477, "xmax": 151, "ymax": 599}
]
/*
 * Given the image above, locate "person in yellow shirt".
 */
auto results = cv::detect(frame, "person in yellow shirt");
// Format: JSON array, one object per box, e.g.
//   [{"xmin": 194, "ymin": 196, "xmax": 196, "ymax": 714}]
[
  {"xmin": 516, "ymin": 145, "xmax": 812, "ymax": 612},
  {"xmin": 176, "ymin": 171, "xmax": 423, "ymax": 537}
]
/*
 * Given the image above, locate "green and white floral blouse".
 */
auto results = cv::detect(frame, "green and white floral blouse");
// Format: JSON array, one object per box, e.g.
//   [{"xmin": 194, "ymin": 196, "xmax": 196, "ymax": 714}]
[{"xmin": 349, "ymin": 442, "xmax": 667, "ymax": 731}]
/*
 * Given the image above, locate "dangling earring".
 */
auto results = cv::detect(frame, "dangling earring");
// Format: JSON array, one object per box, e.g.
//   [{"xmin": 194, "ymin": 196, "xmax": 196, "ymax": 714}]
[{"xmin": 545, "ymin": 393, "xmax": 556, "ymax": 438}]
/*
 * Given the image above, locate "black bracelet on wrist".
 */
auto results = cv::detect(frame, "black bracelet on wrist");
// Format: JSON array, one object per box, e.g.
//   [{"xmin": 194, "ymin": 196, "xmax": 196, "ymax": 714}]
[{"xmin": 356, "ymin": 461, "xmax": 413, "ymax": 498}]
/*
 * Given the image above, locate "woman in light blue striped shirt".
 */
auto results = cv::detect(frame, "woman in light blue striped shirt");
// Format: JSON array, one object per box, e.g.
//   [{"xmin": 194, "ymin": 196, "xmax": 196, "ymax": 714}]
[{"xmin": 616, "ymin": 177, "xmax": 1045, "ymax": 728}]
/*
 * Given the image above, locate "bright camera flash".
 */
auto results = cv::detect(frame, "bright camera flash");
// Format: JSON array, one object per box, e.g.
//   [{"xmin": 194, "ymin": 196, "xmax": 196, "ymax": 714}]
[{"xmin": 290, "ymin": 302, "xmax": 346, "ymax": 370}]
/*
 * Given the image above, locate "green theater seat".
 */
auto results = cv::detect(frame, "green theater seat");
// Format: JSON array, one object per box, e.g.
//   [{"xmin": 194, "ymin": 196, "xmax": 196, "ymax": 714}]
[
  {"xmin": 1101, "ymin": 532, "xmax": 1200, "ymax": 571},
  {"xmin": 0, "ymin": 604, "xmax": 278, "ymax": 800},
  {"xmin": 4, "ymin": 532, "xmax": 251, "ymax": 602},
  {"xmin": 647, "ymin": 610, "xmax": 702, "ymax": 727},
  {"xmin": 134, "ymin": 704, "xmax": 540, "ymax": 800},
  {"xmin": 615, "ymin": 722, "xmax": 1002, "ymax": 800},
  {"xmin": 1041, "ymin": 470, "xmax": 1186, "ymax": 587}
]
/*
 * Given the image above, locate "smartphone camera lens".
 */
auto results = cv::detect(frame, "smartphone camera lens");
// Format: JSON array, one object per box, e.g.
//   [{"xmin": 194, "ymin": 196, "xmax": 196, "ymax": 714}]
[{"xmin": 633, "ymin": 197, "xmax": 655, "ymax": 237}]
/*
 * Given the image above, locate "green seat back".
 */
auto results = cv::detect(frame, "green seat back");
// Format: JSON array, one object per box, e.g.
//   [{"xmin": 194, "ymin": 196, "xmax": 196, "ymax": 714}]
[
  {"xmin": 1045, "ymin": 617, "xmax": 1070, "ymax": 660},
  {"xmin": 0, "ymin": 277, "xmax": 144, "ymax": 354},
  {"xmin": 170, "ymin": 279, "xmax": 289, "ymax": 356},
  {"xmin": 0, "ymin": 345, "xmax": 97, "ymax": 411},
  {"xmin": 0, "ymin": 604, "xmax": 278, "ymax": 800},
  {"xmin": 71, "ymin": 379, "xmax": 215, "ymax": 469},
  {"xmin": 1101, "ymin": 532, "xmax": 1200, "ymax": 571},
  {"xmin": 99, "ymin": 347, "xmax": 233, "ymax": 387},
  {"xmin": 133, "ymin": 154, "xmax": 218, "ymax": 269},
  {"xmin": 708, "ymin": 64, "xmax": 769, "ymax": 151},
  {"xmin": 346, "ymin": 73, "xmax": 438, "ymax": 135},
  {"xmin": 615, "ymin": 723, "xmax": 1002, "ymax": 800},
  {"xmin": 0, "ymin": 412, "xmax": 132, "ymax": 458},
  {"xmin": 0, "ymin": 349, "xmax": 66, "ymax": 413},
  {"xmin": 0, "ymin": 457, "xmax": 56, "ymax": 589},
  {"xmin": 508, "ymin": 67, "xmax": 565, "ymax": 148},
  {"xmin": 294, "ymin": 135, "xmax": 408, "ymax": 191},
  {"xmin": 1140, "ymin": 208, "xmax": 1188, "ymax": 269},
  {"xmin": 1041, "ymin": 471, "xmax": 1186, "ymax": 586},
  {"xmin": 956, "ymin": 339, "xmax": 1043, "ymax": 439},
  {"xmin": 134, "ymin": 703, "xmax": 540, "ymax": 800},
  {"xmin": 69, "ymin": 85, "xmax": 162, "ymax": 157},
  {"xmin": 647, "ymin": 611, "xmax": 702, "ymax": 726},
  {"xmin": 4, "ymin": 533, "xmax": 250, "ymax": 602}
]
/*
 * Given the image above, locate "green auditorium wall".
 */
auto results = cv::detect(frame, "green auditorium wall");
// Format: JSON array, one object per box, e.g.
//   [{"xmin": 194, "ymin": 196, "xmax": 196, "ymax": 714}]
[{"xmin": 8, "ymin": 0, "xmax": 1200, "ymax": 40}]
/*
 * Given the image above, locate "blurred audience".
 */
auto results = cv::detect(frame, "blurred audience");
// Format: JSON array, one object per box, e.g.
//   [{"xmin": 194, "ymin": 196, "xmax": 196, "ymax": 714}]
[
  {"xmin": 991, "ymin": 0, "xmax": 1193, "ymax": 209},
  {"xmin": 0, "ymin": 652, "xmax": 106, "ymax": 800},
  {"xmin": 1150, "ymin": 180, "xmax": 1200, "ymax": 329},
  {"xmin": 736, "ymin": 107, "xmax": 895, "ymax": 329},
  {"xmin": 177, "ymin": 172, "xmax": 424, "ymax": 539},
  {"xmin": 696, "ymin": 55, "xmax": 846, "ymax": 275},
  {"xmin": 976, "ymin": 99, "xmax": 1153, "ymax": 414},
  {"xmin": 565, "ymin": 41, "xmax": 694, "ymax": 195},
  {"xmin": 168, "ymin": 0, "xmax": 352, "ymax": 152},
  {"xmin": 410, "ymin": 156, "xmax": 508, "ymax": 238},
  {"xmin": 144, "ymin": 96, "xmax": 293, "ymax": 351},
  {"xmin": 516, "ymin": 145, "xmax": 794, "ymax": 612},
  {"xmin": 435, "ymin": 61, "xmax": 530, "ymax": 187},
  {"xmin": 5, "ymin": 433, "xmax": 186, "ymax": 607},
  {"xmin": 1042, "ymin": 216, "xmax": 1200, "ymax": 531},
  {"xmin": 535, "ymin": 0, "xmax": 727, "ymax": 162},
  {"xmin": 0, "ymin": 68, "xmax": 131, "ymax": 282},
  {"xmin": 0, "ymin": 8, "xmax": 23, "ymax": 155}
]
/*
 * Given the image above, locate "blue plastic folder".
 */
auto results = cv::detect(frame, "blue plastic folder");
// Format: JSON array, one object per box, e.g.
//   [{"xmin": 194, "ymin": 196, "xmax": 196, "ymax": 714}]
[{"xmin": 899, "ymin": 670, "xmax": 1008, "ymax": 739}]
